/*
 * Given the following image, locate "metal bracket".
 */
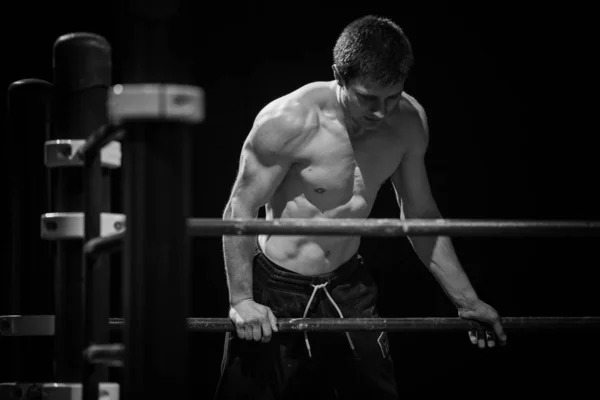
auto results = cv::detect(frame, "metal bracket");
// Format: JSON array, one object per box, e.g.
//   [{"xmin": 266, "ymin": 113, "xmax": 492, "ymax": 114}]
[
  {"xmin": 108, "ymin": 84, "xmax": 205, "ymax": 124},
  {"xmin": 41, "ymin": 213, "xmax": 126, "ymax": 240},
  {"xmin": 0, "ymin": 315, "xmax": 54, "ymax": 336},
  {"xmin": 0, "ymin": 382, "xmax": 120, "ymax": 400},
  {"xmin": 45, "ymin": 139, "xmax": 121, "ymax": 168}
]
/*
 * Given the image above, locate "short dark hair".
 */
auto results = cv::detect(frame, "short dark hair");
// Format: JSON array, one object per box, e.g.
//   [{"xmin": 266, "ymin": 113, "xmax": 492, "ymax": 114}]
[{"xmin": 333, "ymin": 15, "xmax": 414, "ymax": 86}]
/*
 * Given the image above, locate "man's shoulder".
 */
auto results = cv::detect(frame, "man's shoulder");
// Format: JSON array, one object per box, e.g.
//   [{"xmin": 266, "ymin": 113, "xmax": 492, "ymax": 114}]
[
  {"xmin": 386, "ymin": 92, "xmax": 429, "ymax": 154},
  {"xmin": 397, "ymin": 92, "xmax": 427, "ymax": 128},
  {"xmin": 263, "ymin": 80, "xmax": 335, "ymax": 112},
  {"xmin": 291, "ymin": 80, "xmax": 338, "ymax": 104},
  {"xmin": 253, "ymin": 81, "xmax": 332, "ymax": 134},
  {"xmin": 248, "ymin": 82, "xmax": 331, "ymax": 151}
]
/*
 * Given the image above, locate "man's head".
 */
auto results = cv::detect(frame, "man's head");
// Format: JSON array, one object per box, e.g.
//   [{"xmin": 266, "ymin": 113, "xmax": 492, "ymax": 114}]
[{"xmin": 333, "ymin": 15, "xmax": 414, "ymax": 129}]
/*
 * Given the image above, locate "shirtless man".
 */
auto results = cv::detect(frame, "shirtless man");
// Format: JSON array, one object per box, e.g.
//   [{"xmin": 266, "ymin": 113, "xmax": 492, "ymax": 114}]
[{"xmin": 215, "ymin": 15, "xmax": 507, "ymax": 400}]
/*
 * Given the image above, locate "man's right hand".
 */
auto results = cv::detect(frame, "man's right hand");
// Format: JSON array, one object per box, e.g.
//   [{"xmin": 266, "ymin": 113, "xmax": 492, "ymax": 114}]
[{"xmin": 229, "ymin": 299, "xmax": 279, "ymax": 343}]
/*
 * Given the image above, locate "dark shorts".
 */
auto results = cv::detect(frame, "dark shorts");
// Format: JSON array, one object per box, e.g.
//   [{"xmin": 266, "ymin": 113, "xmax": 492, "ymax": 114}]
[{"xmin": 214, "ymin": 244, "xmax": 398, "ymax": 400}]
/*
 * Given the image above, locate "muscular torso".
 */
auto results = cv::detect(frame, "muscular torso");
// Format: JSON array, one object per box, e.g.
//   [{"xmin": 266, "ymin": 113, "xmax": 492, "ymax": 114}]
[{"xmin": 259, "ymin": 81, "xmax": 415, "ymax": 275}]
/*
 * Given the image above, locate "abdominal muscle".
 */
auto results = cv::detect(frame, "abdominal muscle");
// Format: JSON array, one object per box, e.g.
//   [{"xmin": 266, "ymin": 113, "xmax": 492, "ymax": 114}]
[{"xmin": 258, "ymin": 194, "xmax": 372, "ymax": 276}]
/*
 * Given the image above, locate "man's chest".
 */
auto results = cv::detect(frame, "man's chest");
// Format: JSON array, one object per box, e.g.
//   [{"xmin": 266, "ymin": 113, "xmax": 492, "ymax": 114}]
[{"xmin": 292, "ymin": 123, "xmax": 405, "ymax": 198}]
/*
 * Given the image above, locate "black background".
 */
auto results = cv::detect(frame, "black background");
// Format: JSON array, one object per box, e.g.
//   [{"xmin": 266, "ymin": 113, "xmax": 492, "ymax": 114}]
[{"xmin": 1, "ymin": 0, "xmax": 599, "ymax": 398}]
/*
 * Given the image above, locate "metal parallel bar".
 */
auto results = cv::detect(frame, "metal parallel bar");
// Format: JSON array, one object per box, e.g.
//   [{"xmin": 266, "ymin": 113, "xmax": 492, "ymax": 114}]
[
  {"xmin": 118, "ymin": 1, "xmax": 194, "ymax": 398},
  {"xmin": 86, "ymin": 316, "xmax": 600, "ymax": 366},
  {"xmin": 6, "ymin": 79, "xmax": 54, "ymax": 382},
  {"xmin": 78, "ymin": 35, "xmax": 113, "ymax": 400},
  {"xmin": 188, "ymin": 218, "xmax": 600, "ymax": 237},
  {"xmin": 51, "ymin": 32, "xmax": 112, "ymax": 387},
  {"xmin": 3, "ymin": 315, "xmax": 599, "ymax": 336},
  {"xmin": 107, "ymin": 316, "xmax": 600, "ymax": 332},
  {"xmin": 82, "ymin": 218, "xmax": 600, "ymax": 258},
  {"xmin": 72, "ymin": 123, "xmax": 123, "ymax": 162}
]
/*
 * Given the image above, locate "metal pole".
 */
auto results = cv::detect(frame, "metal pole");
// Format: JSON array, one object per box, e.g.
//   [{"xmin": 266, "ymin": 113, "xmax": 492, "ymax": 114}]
[
  {"xmin": 6, "ymin": 79, "xmax": 53, "ymax": 382},
  {"xmin": 51, "ymin": 32, "xmax": 111, "ymax": 385},
  {"xmin": 117, "ymin": 1, "xmax": 193, "ymax": 398},
  {"xmin": 84, "ymin": 316, "xmax": 600, "ymax": 365},
  {"xmin": 79, "ymin": 39, "xmax": 113, "ymax": 400},
  {"xmin": 187, "ymin": 218, "xmax": 600, "ymax": 237},
  {"xmin": 106, "ymin": 316, "xmax": 600, "ymax": 332},
  {"xmin": 81, "ymin": 218, "xmax": 600, "ymax": 258}
]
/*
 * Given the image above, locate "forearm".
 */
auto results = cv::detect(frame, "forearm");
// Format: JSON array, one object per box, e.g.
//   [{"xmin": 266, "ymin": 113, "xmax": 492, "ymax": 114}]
[
  {"xmin": 410, "ymin": 235, "xmax": 479, "ymax": 308},
  {"xmin": 222, "ymin": 201, "xmax": 257, "ymax": 306},
  {"xmin": 406, "ymin": 213, "xmax": 479, "ymax": 309}
]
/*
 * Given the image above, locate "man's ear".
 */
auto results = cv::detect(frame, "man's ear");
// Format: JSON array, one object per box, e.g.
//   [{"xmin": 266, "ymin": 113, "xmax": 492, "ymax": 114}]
[{"xmin": 332, "ymin": 65, "xmax": 346, "ymax": 87}]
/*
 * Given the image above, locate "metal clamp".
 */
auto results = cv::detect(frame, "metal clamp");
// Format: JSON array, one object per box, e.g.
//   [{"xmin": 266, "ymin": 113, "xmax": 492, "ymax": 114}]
[
  {"xmin": 108, "ymin": 84, "xmax": 205, "ymax": 124},
  {"xmin": 0, "ymin": 382, "xmax": 120, "ymax": 400},
  {"xmin": 45, "ymin": 140, "xmax": 121, "ymax": 168},
  {"xmin": 41, "ymin": 213, "xmax": 126, "ymax": 240},
  {"xmin": 0, "ymin": 315, "xmax": 54, "ymax": 336}
]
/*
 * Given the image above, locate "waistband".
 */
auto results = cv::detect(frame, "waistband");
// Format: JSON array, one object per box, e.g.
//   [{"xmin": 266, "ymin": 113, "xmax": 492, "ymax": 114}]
[{"xmin": 253, "ymin": 242, "xmax": 363, "ymax": 294}]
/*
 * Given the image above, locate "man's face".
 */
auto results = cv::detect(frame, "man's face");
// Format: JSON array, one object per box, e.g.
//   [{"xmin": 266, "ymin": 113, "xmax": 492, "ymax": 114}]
[{"xmin": 344, "ymin": 78, "xmax": 405, "ymax": 130}]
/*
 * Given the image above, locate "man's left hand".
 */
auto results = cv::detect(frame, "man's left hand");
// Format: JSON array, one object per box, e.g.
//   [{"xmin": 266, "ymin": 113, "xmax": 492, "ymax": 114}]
[{"xmin": 458, "ymin": 300, "xmax": 507, "ymax": 349}]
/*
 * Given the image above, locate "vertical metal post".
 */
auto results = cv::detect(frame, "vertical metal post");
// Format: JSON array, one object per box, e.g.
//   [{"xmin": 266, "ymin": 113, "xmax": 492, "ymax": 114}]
[
  {"xmin": 82, "ymin": 141, "xmax": 110, "ymax": 400},
  {"xmin": 80, "ymin": 46, "xmax": 113, "ymax": 400},
  {"xmin": 51, "ymin": 32, "xmax": 111, "ymax": 383},
  {"xmin": 6, "ymin": 79, "xmax": 53, "ymax": 382},
  {"xmin": 117, "ymin": 1, "xmax": 193, "ymax": 398}
]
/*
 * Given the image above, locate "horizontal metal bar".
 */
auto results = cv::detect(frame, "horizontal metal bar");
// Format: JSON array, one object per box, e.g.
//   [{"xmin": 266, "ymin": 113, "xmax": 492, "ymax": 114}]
[
  {"xmin": 83, "ymin": 218, "xmax": 600, "ymax": 256},
  {"xmin": 88, "ymin": 316, "xmax": 600, "ymax": 366},
  {"xmin": 188, "ymin": 218, "xmax": 600, "ymax": 237},
  {"xmin": 108, "ymin": 316, "xmax": 600, "ymax": 332},
  {"xmin": 5, "ymin": 315, "xmax": 598, "ymax": 336}
]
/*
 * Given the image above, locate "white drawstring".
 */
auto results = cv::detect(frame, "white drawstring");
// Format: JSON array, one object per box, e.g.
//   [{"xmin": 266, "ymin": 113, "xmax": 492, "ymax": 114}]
[{"xmin": 302, "ymin": 282, "xmax": 356, "ymax": 358}]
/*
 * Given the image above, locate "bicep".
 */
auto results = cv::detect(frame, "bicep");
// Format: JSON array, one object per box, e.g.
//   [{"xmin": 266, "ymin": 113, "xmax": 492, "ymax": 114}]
[
  {"xmin": 390, "ymin": 106, "xmax": 438, "ymax": 217},
  {"xmin": 391, "ymin": 150, "xmax": 437, "ymax": 218},
  {"xmin": 226, "ymin": 104, "xmax": 312, "ymax": 214}
]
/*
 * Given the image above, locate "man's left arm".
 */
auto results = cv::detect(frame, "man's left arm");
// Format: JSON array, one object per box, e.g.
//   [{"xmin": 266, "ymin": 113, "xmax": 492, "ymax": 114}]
[{"xmin": 390, "ymin": 104, "xmax": 507, "ymax": 347}]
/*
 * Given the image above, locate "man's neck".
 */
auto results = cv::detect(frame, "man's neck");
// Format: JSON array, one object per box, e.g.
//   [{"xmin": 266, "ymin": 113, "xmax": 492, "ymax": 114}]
[{"xmin": 334, "ymin": 82, "xmax": 365, "ymax": 138}]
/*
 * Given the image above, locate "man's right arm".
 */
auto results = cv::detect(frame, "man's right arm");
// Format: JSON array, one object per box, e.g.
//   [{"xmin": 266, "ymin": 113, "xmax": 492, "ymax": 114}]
[{"xmin": 223, "ymin": 102, "xmax": 315, "ymax": 306}]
